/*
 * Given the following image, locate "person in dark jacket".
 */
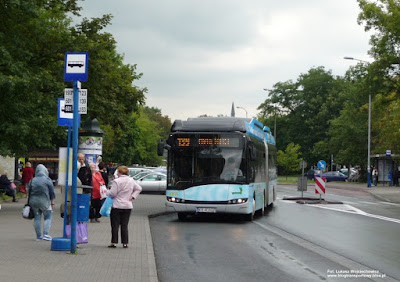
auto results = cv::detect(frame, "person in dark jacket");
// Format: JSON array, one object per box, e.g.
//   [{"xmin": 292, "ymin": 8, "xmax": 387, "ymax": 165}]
[
  {"xmin": 28, "ymin": 164, "xmax": 55, "ymax": 241},
  {"xmin": 0, "ymin": 171, "xmax": 17, "ymax": 202},
  {"xmin": 98, "ymin": 161, "xmax": 109, "ymax": 188},
  {"xmin": 78, "ymin": 153, "xmax": 91, "ymax": 186}
]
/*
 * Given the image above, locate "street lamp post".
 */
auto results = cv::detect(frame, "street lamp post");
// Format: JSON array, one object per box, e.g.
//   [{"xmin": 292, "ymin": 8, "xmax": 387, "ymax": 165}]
[
  {"xmin": 236, "ymin": 106, "xmax": 248, "ymax": 118},
  {"xmin": 344, "ymin": 56, "xmax": 372, "ymax": 188}
]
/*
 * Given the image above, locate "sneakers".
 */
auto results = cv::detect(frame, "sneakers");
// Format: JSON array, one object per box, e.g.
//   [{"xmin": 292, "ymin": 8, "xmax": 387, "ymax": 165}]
[
  {"xmin": 36, "ymin": 236, "xmax": 43, "ymax": 241},
  {"xmin": 42, "ymin": 235, "xmax": 52, "ymax": 241}
]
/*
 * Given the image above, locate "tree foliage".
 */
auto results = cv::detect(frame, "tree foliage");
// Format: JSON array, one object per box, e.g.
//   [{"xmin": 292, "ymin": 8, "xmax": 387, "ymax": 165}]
[
  {"xmin": 259, "ymin": 67, "xmax": 347, "ymax": 167},
  {"xmin": 0, "ymin": 1, "xmax": 170, "ymax": 167},
  {"xmin": 277, "ymin": 143, "xmax": 303, "ymax": 176},
  {"xmin": 258, "ymin": 1, "xmax": 400, "ymax": 176}
]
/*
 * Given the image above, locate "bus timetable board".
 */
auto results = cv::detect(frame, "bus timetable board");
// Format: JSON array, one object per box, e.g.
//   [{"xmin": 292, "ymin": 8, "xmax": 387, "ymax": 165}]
[{"xmin": 176, "ymin": 136, "xmax": 240, "ymax": 148}]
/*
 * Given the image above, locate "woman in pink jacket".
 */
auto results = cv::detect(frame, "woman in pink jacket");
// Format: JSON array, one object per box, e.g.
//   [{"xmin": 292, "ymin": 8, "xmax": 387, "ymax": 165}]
[{"xmin": 107, "ymin": 166, "xmax": 142, "ymax": 248}]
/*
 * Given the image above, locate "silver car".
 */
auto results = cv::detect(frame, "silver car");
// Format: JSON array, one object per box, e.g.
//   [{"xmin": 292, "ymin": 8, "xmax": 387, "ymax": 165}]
[{"xmin": 135, "ymin": 172, "xmax": 167, "ymax": 193}]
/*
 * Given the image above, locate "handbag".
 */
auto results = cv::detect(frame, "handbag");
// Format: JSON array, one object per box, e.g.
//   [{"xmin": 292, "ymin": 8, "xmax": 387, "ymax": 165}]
[
  {"xmin": 22, "ymin": 204, "xmax": 34, "ymax": 219},
  {"xmin": 22, "ymin": 183, "xmax": 34, "ymax": 219},
  {"xmin": 65, "ymin": 223, "xmax": 88, "ymax": 244},
  {"xmin": 99, "ymin": 196, "xmax": 113, "ymax": 217},
  {"xmin": 100, "ymin": 184, "xmax": 108, "ymax": 200}
]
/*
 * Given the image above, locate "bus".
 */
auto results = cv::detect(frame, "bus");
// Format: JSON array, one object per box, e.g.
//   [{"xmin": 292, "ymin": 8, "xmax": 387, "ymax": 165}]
[{"xmin": 157, "ymin": 117, "xmax": 277, "ymax": 221}]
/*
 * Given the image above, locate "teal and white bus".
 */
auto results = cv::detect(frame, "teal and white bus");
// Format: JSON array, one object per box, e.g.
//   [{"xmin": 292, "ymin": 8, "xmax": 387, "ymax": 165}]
[{"xmin": 158, "ymin": 117, "xmax": 277, "ymax": 221}]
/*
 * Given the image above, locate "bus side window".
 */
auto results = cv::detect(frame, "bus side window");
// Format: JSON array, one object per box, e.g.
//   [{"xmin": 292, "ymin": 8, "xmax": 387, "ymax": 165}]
[{"xmin": 249, "ymin": 145, "xmax": 256, "ymax": 161}]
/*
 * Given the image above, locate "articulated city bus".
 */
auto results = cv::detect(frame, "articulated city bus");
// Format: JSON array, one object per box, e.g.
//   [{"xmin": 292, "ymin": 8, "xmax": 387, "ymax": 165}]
[{"xmin": 158, "ymin": 117, "xmax": 277, "ymax": 221}]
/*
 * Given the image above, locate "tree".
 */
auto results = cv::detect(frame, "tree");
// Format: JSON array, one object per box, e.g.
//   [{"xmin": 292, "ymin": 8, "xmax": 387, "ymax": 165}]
[
  {"xmin": 357, "ymin": 0, "xmax": 400, "ymax": 158},
  {"xmin": 0, "ymin": 2, "xmax": 147, "ymax": 164},
  {"xmin": 258, "ymin": 67, "xmax": 347, "ymax": 165},
  {"xmin": 143, "ymin": 106, "xmax": 172, "ymax": 140},
  {"xmin": 277, "ymin": 143, "xmax": 303, "ymax": 177},
  {"xmin": 0, "ymin": 1, "xmax": 81, "ymax": 156}
]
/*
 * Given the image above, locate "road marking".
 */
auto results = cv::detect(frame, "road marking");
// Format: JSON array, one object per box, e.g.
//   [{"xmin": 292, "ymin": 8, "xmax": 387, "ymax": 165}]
[
  {"xmin": 348, "ymin": 201, "xmax": 400, "ymax": 207},
  {"xmin": 310, "ymin": 203, "xmax": 400, "ymax": 225},
  {"xmin": 279, "ymin": 198, "xmax": 400, "ymax": 224}
]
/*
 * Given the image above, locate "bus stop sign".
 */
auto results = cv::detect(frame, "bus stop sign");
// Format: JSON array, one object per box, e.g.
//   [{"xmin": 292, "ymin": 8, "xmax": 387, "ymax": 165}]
[{"xmin": 64, "ymin": 52, "xmax": 88, "ymax": 82}]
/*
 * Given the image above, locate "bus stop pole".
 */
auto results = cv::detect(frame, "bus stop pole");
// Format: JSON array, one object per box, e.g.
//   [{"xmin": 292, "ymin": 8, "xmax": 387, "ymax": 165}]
[
  {"xmin": 63, "ymin": 126, "xmax": 71, "ymax": 238},
  {"xmin": 70, "ymin": 81, "xmax": 79, "ymax": 253}
]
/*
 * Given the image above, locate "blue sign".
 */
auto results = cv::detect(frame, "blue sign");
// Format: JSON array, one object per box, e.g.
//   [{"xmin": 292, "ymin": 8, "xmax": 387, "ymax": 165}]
[
  {"xmin": 64, "ymin": 52, "xmax": 88, "ymax": 82},
  {"xmin": 58, "ymin": 98, "xmax": 80, "ymax": 127},
  {"xmin": 317, "ymin": 160, "xmax": 326, "ymax": 170}
]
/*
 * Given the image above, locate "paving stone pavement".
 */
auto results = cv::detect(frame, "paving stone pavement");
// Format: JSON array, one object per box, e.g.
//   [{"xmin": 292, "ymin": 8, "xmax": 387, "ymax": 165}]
[{"xmin": 0, "ymin": 187, "xmax": 166, "ymax": 282}]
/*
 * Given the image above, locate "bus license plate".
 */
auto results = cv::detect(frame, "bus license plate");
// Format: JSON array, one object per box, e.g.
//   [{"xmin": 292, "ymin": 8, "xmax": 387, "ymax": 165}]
[{"xmin": 196, "ymin": 207, "xmax": 216, "ymax": 213}]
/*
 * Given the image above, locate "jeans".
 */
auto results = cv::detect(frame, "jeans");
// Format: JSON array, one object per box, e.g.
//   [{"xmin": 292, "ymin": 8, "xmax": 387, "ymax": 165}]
[{"xmin": 33, "ymin": 209, "xmax": 53, "ymax": 238}]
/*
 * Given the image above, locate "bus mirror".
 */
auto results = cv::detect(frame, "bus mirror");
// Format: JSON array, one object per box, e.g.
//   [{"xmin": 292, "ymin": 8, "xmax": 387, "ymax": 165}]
[{"xmin": 157, "ymin": 141, "xmax": 165, "ymax": 156}]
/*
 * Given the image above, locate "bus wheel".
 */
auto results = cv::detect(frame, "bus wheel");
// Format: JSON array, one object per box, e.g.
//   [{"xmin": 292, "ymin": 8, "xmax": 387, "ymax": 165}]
[
  {"xmin": 245, "ymin": 197, "xmax": 256, "ymax": 221},
  {"xmin": 177, "ymin": 212, "xmax": 187, "ymax": 221}
]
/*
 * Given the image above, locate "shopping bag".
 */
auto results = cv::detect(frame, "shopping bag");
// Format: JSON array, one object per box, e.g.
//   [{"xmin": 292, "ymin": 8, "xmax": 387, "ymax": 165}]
[
  {"xmin": 65, "ymin": 223, "xmax": 88, "ymax": 244},
  {"xmin": 22, "ymin": 204, "xmax": 34, "ymax": 219},
  {"xmin": 100, "ymin": 196, "xmax": 113, "ymax": 217},
  {"xmin": 100, "ymin": 184, "xmax": 108, "ymax": 200}
]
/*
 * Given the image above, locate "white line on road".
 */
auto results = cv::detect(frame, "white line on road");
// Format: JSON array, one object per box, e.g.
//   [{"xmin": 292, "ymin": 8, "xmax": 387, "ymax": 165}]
[{"xmin": 310, "ymin": 203, "xmax": 400, "ymax": 225}]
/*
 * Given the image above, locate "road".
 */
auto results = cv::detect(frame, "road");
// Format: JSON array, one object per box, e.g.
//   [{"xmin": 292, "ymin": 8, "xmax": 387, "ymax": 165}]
[{"xmin": 150, "ymin": 185, "xmax": 400, "ymax": 282}]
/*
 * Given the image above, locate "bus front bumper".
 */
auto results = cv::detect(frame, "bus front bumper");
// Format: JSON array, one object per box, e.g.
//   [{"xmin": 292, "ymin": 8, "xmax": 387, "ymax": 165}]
[{"xmin": 165, "ymin": 201, "xmax": 249, "ymax": 215}]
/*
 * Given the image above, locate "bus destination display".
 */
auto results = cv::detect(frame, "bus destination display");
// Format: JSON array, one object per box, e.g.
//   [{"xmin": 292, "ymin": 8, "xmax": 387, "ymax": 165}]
[{"xmin": 176, "ymin": 137, "xmax": 239, "ymax": 147}]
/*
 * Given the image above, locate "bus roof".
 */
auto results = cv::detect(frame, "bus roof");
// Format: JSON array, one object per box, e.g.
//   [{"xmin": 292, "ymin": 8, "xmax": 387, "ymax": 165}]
[
  {"xmin": 171, "ymin": 117, "xmax": 250, "ymax": 132},
  {"xmin": 170, "ymin": 117, "xmax": 276, "ymax": 145}
]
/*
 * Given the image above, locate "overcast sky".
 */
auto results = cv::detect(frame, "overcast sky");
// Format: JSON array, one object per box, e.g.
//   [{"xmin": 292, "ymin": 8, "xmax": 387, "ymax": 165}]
[{"xmin": 78, "ymin": 0, "xmax": 371, "ymax": 122}]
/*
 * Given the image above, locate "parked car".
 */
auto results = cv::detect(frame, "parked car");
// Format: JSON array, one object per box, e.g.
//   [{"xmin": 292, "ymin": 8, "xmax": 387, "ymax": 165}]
[
  {"xmin": 304, "ymin": 169, "xmax": 321, "ymax": 180},
  {"xmin": 133, "ymin": 171, "xmax": 153, "ymax": 180},
  {"xmin": 113, "ymin": 167, "xmax": 153, "ymax": 180},
  {"xmin": 134, "ymin": 172, "xmax": 166, "ymax": 193},
  {"xmin": 322, "ymin": 171, "xmax": 347, "ymax": 182},
  {"xmin": 339, "ymin": 168, "xmax": 356, "ymax": 177}
]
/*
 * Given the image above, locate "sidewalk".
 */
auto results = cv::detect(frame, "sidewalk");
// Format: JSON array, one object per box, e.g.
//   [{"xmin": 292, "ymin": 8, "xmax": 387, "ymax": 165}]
[{"xmin": 0, "ymin": 187, "xmax": 167, "ymax": 282}]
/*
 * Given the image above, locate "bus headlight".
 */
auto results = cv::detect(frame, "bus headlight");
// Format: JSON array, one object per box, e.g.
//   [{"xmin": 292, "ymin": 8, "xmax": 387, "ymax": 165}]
[
  {"xmin": 167, "ymin": 197, "xmax": 185, "ymax": 203},
  {"xmin": 228, "ymin": 198, "xmax": 248, "ymax": 204}
]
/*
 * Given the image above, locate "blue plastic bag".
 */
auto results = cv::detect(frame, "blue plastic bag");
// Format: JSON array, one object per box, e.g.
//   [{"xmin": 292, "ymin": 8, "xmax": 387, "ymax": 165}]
[{"xmin": 100, "ymin": 196, "xmax": 113, "ymax": 217}]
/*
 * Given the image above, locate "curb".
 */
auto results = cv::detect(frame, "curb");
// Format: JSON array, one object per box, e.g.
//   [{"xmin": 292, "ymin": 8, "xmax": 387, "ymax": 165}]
[{"xmin": 282, "ymin": 196, "xmax": 343, "ymax": 205}]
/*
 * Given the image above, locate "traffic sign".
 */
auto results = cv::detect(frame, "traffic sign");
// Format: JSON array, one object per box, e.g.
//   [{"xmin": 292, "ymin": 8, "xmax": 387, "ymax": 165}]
[
  {"xmin": 57, "ymin": 98, "xmax": 80, "ymax": 126},
  {"xmin": 64, "ymin": 88, "xmax": 87, "ymax": 114},
  {"xmin": 317, "ymin": 160, "xmax": 326, "ymax": 170},
  {"xmin": 299, "ymin": 160, "xmax": 307, "ymax": 169},
  {"xmin": 64, "ymin": 52, "xmax": 88, "ymax": 81},
  {"xmin": 79, "ymin": 88, "xmax": 87, "ymax": 114},
  {"xmin": 315, "ymin": 177, "xmax": 326, "ymax": 195}
]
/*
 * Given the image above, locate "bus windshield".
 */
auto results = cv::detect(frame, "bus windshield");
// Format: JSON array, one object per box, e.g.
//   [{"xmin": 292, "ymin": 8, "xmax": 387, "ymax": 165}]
[{"xmin": 169, "ymin": 146, "xmax": 246, "ymax": 190}]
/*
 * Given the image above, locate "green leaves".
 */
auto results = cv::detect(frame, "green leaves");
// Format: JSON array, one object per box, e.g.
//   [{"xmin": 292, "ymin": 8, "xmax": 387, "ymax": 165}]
[
  {"xmin": 0, "ymin": 1, "xmax": 157, "ymax": 166},
  {"xmin": 277, "ymin": 143, "xmax": 303, "ymax": 176}
]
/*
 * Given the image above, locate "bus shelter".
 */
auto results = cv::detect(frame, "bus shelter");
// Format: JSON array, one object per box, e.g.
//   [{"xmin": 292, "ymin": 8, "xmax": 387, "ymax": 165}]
[{"xmin": 372, "ymin": 154, "xmax": 400, "ymax": 186}]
